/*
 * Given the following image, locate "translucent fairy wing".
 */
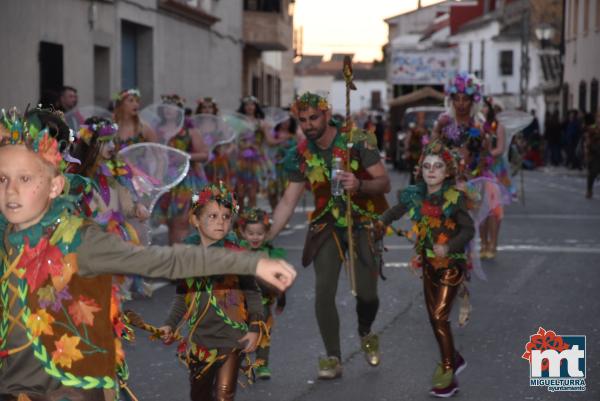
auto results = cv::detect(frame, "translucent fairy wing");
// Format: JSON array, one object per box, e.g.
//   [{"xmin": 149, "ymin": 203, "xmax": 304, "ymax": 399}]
[
  {"xmin": 118, "ymin": 143, "xmax": 190, "ymax": 212},
  {"xmin": 496, "ymin": 110, "xmax": 534, "ymax": 156},
  {"xmin": 139, "ymin": 103, "xmax": 185, "ymax": 144},
  {"xmin": 221, "ymin": 111, "xmax": 256, "ymax": 140},
  {"xmin": 64, "ymin": 106, "xmax": 112, "ymax": 132},
  {"xmin": 263, "ymin": 107, "xmax": 290, "ymax": 128},
  {"xmin": 190, "ymin": 114, "xmax": 237, "ymax": 157}
]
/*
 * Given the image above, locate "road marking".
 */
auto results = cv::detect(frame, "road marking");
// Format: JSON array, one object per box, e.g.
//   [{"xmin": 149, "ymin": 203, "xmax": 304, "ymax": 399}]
[
  {"xmin": 281, "ymin": 244, "xmax": 600, "ymax": 254},
  {"xmin": 504, "ymin": 214, "xmax": 600, "ymax": 220}
]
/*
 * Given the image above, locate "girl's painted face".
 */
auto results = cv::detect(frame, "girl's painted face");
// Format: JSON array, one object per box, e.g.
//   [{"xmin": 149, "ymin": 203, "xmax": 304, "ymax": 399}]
[
  {"xmin": 122, "ymin": 96, "xmax": 140, "ymax": 117},
  {"xmin": 452, "ymin": 93, "xmax": 473, "ymax": 117},
  {"xmin": 422, "ymin": 155, "xmax": 447, "ymax": 188},
  {"xmin": 191, "ymin": 201, "xmax": 232, "ymax": 245},
  {"xmin": 243, "ymin": 101, "xmax": 256, "ymax": 116},
  {"xmin": 241, "ymin": 222, "xmax": 267, "ymax": 249},
  {"xmin": 162, "ymin": 105, "xmax": 179, "ymax": 121},
  {"xmin": 99, "ymin": 140, "xmax": 115, "ymax": 160},
  {"xmin": 200, "ymin": 104, "xmax": 216, "ymax": 115}
]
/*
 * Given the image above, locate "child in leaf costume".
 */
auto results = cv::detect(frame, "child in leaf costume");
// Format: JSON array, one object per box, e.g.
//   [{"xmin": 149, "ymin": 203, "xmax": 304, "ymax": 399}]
[
  {"xmin": 380, "ymin": 141, "xmax": 475, "ymax": 398},
  {"xmin": 160, "ymin": 184, "xmax": 264, "ymax": 401},
  {"xmin": 237, "ymin": 208, "xmax": 286, "ymax": 380}
]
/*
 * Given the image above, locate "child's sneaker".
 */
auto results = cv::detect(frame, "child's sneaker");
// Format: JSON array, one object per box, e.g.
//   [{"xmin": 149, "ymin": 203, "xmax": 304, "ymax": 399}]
[
  {"xmin": 430, "ymin": 380, "xmax": 459, "ymax": 398},
  {"xmin": 431, "ymin": 364, "xmax": 459, "ymax": 398},
  {"xmin": 454, "ymin": 352, "xmax": 467, "ymax": 376},
  {"xmin": 255, "ymin": 365, "xmax": 271, "ymax": 380},
  {"xmin": 360, "ymin": 333, "xmax": 380, "ymax": 366},
  {"xmin": 318, "ymin": 356, "xmax": 342, "ymax": 379}
]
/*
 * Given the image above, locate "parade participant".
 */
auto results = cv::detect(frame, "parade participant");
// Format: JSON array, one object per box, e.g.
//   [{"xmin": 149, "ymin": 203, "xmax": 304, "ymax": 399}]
[
  {"xmin": 479, "ymin": 98, "xmax": 513, "ymax": 258},
  {"xmin": 112, "ymin": 88, "xmax": 157, "ymax": 150},
  {"xmin": 69, "ymin": 116, "xmax": 149, "ymax": 299},
  {"xmin": 155, "ymin": 94, "xmax": 209, "ymax": 244},
  {"xmin": 0, "ymin": 111, "xmax": 297, "ymax": 401},
  {"xmin": 196, "ymin": 97, "xmax": 219, "ymax": 116},
  {"xmin": 237, "ymin": 208, "xmax": 286, "ymax": 380},
  {"xmin": 269, "ymin": 92, "xmax": 390, "ymax": 379},
  {"xmin": 404, "ymin": 111, "xmax": 428, "ymax": 185},
  {"xmin": 160, "ymin": 184, "xmax": 264, "ymax": 401},
  {"xmin": 584, "ymin": 111, "xmax": 600, "ymax": 199},
  {"xmin": 198, "ymin": 98, "xmax": 235, "ymax": 187},
  {"xmin": 379, "ymin": 141, "xmax": 473, "ymax": 398},
  {"xmin": 267, "ymin": 117, "xmax": 298, "ymax": 210}
]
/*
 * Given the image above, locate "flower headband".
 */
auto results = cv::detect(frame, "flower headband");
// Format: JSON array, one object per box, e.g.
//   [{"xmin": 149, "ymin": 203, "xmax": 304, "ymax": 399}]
[
  {"xmin": 161, "ymin": 94, "xmax": 186, "ymax": 108},
  {"xmin": 191, "ymin": 182, "xmax": 239, "ymax": 214},
  {"xmin": 446, "ymin": 72, "xmax": 482, "ymax": 103},
  {"xmin": 291, "ymin": 92, "xmax": 330, "ymax": 116},
  {"xmin": 238, "ymin": 208, "xmax": 271, "ymax": 229},
  {"xmin": 242, "ymin": 95, "xmax": 259, "ymax": 104},
  {"xmin": 77, "ymin": 120, "xmax": 118, "ymax": 145},
  {"xmin": 0, "ymin": 108, "xmax": 65, "ymax": 170},
  {"xmin": 114, "ymin": 88, "xmax": 141, "ymax": 103}
]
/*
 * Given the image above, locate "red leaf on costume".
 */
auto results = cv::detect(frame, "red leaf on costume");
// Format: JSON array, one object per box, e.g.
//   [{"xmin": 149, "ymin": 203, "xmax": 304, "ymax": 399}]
[
  {"xmin": 421, "ymin": 201, "xmax": 442, "ymax": 218},
  {"xmin": 316, "ymin": 196, "xmax": 328, "ymax": 209},
  {"xmin": 68, "ymin": 295, "xmax": 101, "ymax": 327},
  {"xmin": 297, "ymin": 139, "xmax": 308, "ymax": 155},
  {"xmin": 19, "ymin": 237, "xmax": 64, "ymax": 293}
]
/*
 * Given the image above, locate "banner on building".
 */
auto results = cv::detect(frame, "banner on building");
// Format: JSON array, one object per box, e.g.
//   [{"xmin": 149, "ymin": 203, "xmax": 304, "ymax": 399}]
[{"xmin": 391, "ymin": 49, "xmax": 458, "ymax": 85}]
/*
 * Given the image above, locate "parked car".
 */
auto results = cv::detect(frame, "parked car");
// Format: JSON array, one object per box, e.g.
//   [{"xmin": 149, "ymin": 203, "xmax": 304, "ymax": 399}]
[{"xmin": 394, "ymin": 106, "xmax": 445, "ymax": 170}]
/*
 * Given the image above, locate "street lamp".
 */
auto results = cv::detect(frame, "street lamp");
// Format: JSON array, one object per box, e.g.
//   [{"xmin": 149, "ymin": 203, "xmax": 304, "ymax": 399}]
[{"xmin": 535, "ymin": 23, "xmax": 556, "ymax": 49}]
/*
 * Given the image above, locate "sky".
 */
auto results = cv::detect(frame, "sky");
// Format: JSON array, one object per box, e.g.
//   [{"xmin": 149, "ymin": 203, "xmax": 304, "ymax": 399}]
[{"xmin": 294, "ymin": 0, "xmax": 446, "ymax": 62}]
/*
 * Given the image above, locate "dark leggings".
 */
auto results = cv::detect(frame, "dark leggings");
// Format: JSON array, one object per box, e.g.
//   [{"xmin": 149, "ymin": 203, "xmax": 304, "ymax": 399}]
[
  {"xmin": 190, "ymin": 349, "xmax": 242, "ymax": 401},
  {"xmin": 587, "ymin": 162, "xmax": 600, "ymax": 194},
  {"xmin": 313, "ymin": 229, "xmax": 380, "ymax": 359}
]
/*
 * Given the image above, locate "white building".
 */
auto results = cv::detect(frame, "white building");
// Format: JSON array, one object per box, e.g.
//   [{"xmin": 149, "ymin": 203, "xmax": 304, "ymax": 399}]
[
  {"xmin": 330, "ymin": 67, "xmax": 387, "ymax": 114},
  {"xmin": 563, "ymin": 0, "xmax": 600, "ymax": 115}
]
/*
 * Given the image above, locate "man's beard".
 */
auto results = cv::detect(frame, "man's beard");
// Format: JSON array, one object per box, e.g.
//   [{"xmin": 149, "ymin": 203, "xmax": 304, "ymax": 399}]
[{"xmin": 305, "ymin": 127, "xmax": 325, "ymax": 141}]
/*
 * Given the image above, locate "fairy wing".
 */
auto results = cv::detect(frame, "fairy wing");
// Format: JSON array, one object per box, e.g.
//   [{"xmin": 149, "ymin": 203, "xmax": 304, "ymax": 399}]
[
  {"xmin": 221, "ymin": 111, "xmax": 256, "ymax": 141},
  {"xmin": 118, "ymin": 143, "xmax": 190, "ymax": 212},
  {"xmin": 496, "ymin": 110, "xmax": 534, "ymax": 156},
  {"xmin": 263, "ymin": 107, "xmax": 290, "ymax": 128},
  {"xmin": 190, "ymin": 114, "xmax": 237, "ymax": 158},
  {"xmin": 64, "ymin": 105, "xmax": 112, "ymax": 132},
  {"xmin": 139, "ymin": 103, "xmax": 185, "ymax": 144}
]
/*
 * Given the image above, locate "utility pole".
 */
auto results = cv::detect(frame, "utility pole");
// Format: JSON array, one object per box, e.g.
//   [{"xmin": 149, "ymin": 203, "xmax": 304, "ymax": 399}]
[{"xmin": 520, "ymin": 5, "xmax": 530, "ymax": 110}]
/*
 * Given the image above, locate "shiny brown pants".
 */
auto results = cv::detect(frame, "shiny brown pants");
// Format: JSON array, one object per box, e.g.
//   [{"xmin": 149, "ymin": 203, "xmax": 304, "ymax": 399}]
[
  {"xmin": 190, "ymin": 349, "xmax": 242, "ymax": 401},
  {"xmin": 423, "ymin": 266, "xmax": 462, "ymax": 371}
]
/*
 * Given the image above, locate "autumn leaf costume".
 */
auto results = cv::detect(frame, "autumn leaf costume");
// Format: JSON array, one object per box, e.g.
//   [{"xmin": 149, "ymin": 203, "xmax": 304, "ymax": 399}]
[{"xmin": 0, "ymin": 112, "xmax": 266, "ymax": 400}]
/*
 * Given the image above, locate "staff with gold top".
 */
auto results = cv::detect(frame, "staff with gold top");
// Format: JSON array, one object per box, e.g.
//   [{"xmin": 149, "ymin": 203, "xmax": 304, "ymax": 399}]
[{"xmin": 268, "ymin": 84, "xmax": 391, "ymax": 380}]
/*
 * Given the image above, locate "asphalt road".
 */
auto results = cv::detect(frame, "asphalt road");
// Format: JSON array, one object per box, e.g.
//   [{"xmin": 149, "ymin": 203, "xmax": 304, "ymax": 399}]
[{"xmin": 123, "ymin": 166, "xmax": 600, "ymax": 401}]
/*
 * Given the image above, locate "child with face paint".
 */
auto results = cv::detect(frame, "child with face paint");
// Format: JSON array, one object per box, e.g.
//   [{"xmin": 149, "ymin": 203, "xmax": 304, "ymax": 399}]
[
  {"xmin": 160, "ymin": 184, "xmax": 265, "ymax": 401},
  {"xmin": 0, "ymin": 112, "xmax": 296, "ymax": 400},
  {"xmin": 237, "ymin": 208, "xmax": 286, "ymax": 380},
  {"xmin": 70, "ymin": 116, "xmax": 150, "ymax": 299},
  {"xmin": 379, "ymin": 141, "xmax": 475, "ymax": 398}
]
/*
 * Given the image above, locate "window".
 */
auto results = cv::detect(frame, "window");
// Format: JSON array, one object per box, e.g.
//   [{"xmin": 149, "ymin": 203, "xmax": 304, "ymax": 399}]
[
  {"xmin": 562, "ymin": 83, "xmax": 570, "ymax": 118},
  {"xmin": 468, "ymin": 42, "xmax": 473, "ymax": 72},
  {"xmin": 591, "ymin": 79, "xmax": 599, "ymax": 114},
  {"xmin": 573, "ymin": 0, "xmax": 579, "ymax": 37},
  {"xmin": 579, "ymin": 80, "xmax": 587, "ymax": 112},
  {"xmin": 38, "ymin": 42, "xmax": 64, "ymax": 109},
  {"xmin": 480, "ymin": 39, "xmax": 485, "ymax": 79},
  {"xmin": 584, "ymin": 0, "xmax": 590, "ymax": 34},
  {"xmin": 371, "ymin": 90, "xmax": 382, "ymax": 110},
  {"xmin": 244, "ymin": 0, "xmax": 282, "ymax": 12},
  {"xmin": 597, "ymin": 0, "xmax": 600, "ymax": 30},
  {"xmin": 499, "ymin": 50, "xmax": 513, "ymax": 76}
]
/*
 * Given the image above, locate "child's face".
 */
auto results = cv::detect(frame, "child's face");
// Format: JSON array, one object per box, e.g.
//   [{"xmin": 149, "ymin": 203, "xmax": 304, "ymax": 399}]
[
  {"xmin": 241, "ymin": 222, "xmax": 267, "ymax": 249},
  {"xmin": 99, "ymin": 140, "xmax": 115, "ymax": 160},
  {"xmin": 190, "ymin": 201, "xmax": 232, "ymax": 245},
  {"xmin": 0, "ymin": 145, "xmax": 65, "ymax": 231},
  {"xmin": 422, "ymin": 155, "xmax": 448, "ymax": 188}
]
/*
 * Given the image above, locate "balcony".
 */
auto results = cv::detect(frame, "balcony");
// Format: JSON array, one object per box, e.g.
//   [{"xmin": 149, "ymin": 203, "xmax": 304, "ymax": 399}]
[{"xmin": 243, "ymin": 1, "xmax": 293, "ymax": 51}]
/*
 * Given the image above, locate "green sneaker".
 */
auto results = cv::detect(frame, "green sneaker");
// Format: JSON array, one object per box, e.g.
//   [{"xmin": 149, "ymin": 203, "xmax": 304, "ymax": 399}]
[
  {"xmin": 318, "ymin": 356, "xmax": 342, "ymax": 379},
  {"xmin": 360, "ymin": 333, "xmax": 380, "ymax": 366},
  {"xmin": 255, "ymin": 365, "xmax": 271, "ymax": 380},
  {"xmin": 432, "ymin": 363, "xmax": 454, "ymax": 389}
]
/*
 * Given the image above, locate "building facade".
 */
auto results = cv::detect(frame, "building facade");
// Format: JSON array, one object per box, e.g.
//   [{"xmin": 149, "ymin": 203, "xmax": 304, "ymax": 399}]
[{"xmin": 563, "ymin": 0, "xmax": 600, "ymax": 115}]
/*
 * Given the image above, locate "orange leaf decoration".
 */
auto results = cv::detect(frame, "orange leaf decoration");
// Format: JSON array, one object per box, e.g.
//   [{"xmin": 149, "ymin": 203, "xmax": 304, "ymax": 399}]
[
  {"xmin": 444, "ymin": 219, "xmax": 456, "ymax": 230},
  {"xmin": 437, "ymin": 233, "xmax": 449, "ymax": 245},
  {"xmin": 38, "ymin": 133, "xmax": 63, "ymax": 167},
  {"xmin": 68, "ymin": 295, "xmax": 101, "ymax": 327},
  {"xmin": 27, "ymin": 309, "xmax": 55, "ymax": 337},
  {"xmin": 52, "ymin": 253, "xmax": 78, "ymax": 292},
  {"xmin": 429, "ymin": 218, "xmax": 441, "ymax": 229},
  {"xmin": 52, "ymin": 334, "xmax": 84, "ymax": 368}
]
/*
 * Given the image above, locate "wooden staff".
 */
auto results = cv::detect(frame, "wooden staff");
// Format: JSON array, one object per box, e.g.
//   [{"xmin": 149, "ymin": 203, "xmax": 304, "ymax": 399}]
[{"xmin": 343, "ymin": 56, "xmax": 358, "ymax": 297}]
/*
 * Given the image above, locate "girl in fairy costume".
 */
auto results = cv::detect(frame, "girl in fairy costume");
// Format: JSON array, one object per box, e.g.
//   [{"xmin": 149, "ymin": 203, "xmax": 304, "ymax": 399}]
[
  {"xmin": 379, "ymin": 141, "xmax": 474, "ymax": 398},
  {"xmin": 69, "ymin": 116, "xmax": 150, "ymax": 299},
  {"xmin": 159, "ymin": 184, "xmax": 265, "ymax": 401},
  {"xmin": 267, "ymin": 117, "xmax": 298, "ymax": 210},
  {"xmin": 237, "ymin": 208, "xmax": 286, "ymax": 380},
  {"xmin": 112, "ymin": 88, "xmax": 157, "ymax": 150},
  {"xmin": 235, "ymin": 96, "xmax": 278, "ymax": 209},
  {"xmin": 155, "ymin": 94, "xmax": 209, "ymax": 244},
  {"xmin": 479, "ymin": 97, "xmax": 514, "ymax": 258},
  {"xmin": 196, "ymin": 97, "xmax": 235, "ymax": 187}
]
